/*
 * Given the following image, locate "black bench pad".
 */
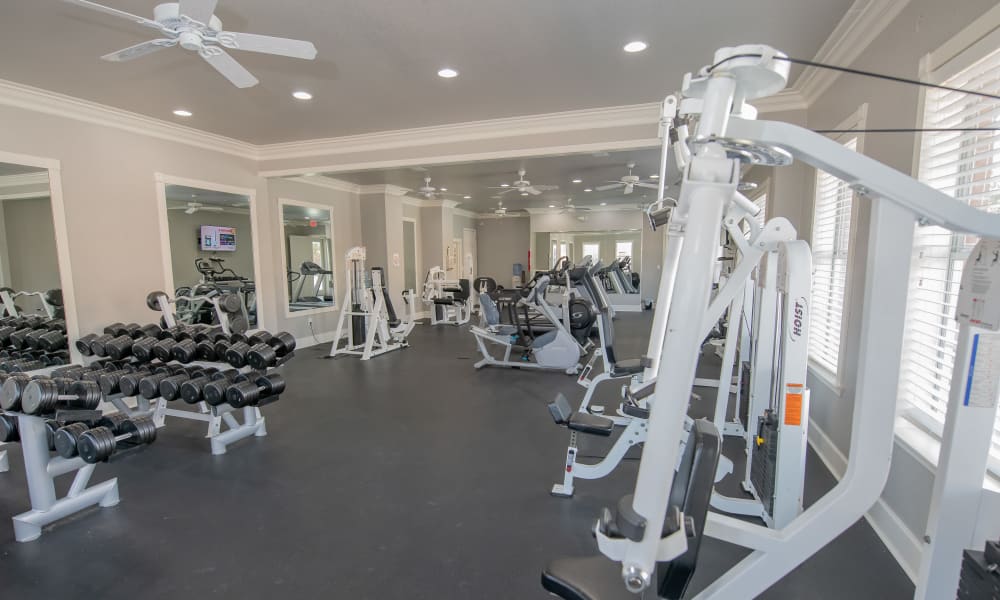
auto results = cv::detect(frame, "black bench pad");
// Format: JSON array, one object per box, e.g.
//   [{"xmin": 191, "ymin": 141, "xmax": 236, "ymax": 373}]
[
  {"xmin": 541, "ymin": 556, "xmax": 636, "ymax": 600},
  {"xmin": 567, "ymin": 412, "xmax": 614, "ymax": 436},
  {"xmin": 611, "ymin": 358, "xmax": 643, "ymax": 377}
]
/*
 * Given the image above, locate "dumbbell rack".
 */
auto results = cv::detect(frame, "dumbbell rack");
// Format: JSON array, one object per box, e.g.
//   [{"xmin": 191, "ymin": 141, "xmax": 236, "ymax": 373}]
[
  {"xmin": 150, "ymin": 360, "xmax": 269, "ymax": 455},
  {"xmin": 0, "ymin": 363, "xmax": 66, "ymax": 475},
  {"xmin": 5, "ymin": 411, "xmax": 119, "ymax": 542}
]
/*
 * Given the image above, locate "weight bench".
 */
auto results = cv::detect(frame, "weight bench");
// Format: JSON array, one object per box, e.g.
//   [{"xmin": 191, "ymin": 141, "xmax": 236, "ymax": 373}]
[
  {"xmin": 548, "ymin": 393, "xmax": 614, "ymax": 437},
  {"xmin": 541, "ymin": 419, "xmax": 721, "ymax": 599}
]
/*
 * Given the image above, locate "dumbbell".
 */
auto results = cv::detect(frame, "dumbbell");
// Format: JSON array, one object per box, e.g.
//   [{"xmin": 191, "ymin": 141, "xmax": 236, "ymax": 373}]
[
  {"xmin": 137, "ymin": 367, "xmax": 201, "ymax": 400},
  {"xmin": 224, "ymin": 341, "xmax": 254, "ymax": 368},
  {"xmin": 158, "ymin": 367, "xmax": 217, "ymax": 401},
  {"xmin": 43, "ymin": 419, "xmax": 63, "ymax": 451},
  {"xmin": 54, "ymin": 413, "xmax": 128, "ymax": 458},
  {"xmin": 8, "ymin": 328, "xmax": 34, "ymax": 349},
  {"xmin": 226, "ymin": 374, "xmax": 286, "ymax": 408},
  {"xmin": 23, "ymin": 329, "xmax": 49, "ymax": 349},
  {"xmin": 0, "ymin": 375, "xmax": 31, "ymax": 410},
  {"xmin": 76, "ymin": 416, "xmax": 157, "ymax": 464},
  {"xmin": 151, "ymin": 338, "xmax": 179, "ymax": 362},
  {"xmin": 171, "ymin": 339, "xmax": 199, "ymax": 363},
  {"xmin": 246, "ymin": 332, "xmax": 296, "ymax": 370},
  {"xmin": 88, "ymin": 334, "xmax": 116, "ymax": 357},
  {"xmin": 118, "ymin": 365, "xmax": 178, "ymax": 397},
  {"xmin": 38, "ymin": 330, "xmax": 67, "ymax": 352},
  {"xmin": 74, "ymin": 333, "xmax": 98, "ymax": 356},
  {"xmin": 103, "ymin": 335, "xmax": 135, "ymax": 361},
  {"xmin": 0, "ymin": 413, "xmax": 19, "ymax": 442},
  {"xmin": 131, "ymin": 337, "xmax": 157, "ymax": 362},
  {"xmin": 20, "ymin": 379, "xmax": 102, "ymax": 415},
  {"xmin": 202, "ymin": 370, "xmax": 262, "ymax": 406},
  {"xmin": 178, "ymin": 369, "xmax": 239, "ymax": 404}
]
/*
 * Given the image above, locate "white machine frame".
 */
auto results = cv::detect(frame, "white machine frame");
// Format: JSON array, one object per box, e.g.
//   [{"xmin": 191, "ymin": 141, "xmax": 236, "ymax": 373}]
[
  {"xmin": 422, "ymin": 266, "xmax": 471, "ymax": 326},
  {"xmin": 575, "ymin": 45, "xmax": 1000, "ymax": 599}
]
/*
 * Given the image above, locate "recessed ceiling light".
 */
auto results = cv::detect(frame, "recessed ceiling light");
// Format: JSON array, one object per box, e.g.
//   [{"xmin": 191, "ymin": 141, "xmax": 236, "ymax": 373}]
[
  {"xmin": 173, "ymin": 109, "xmax": 192, "ymax": 117},
  {"xmin": 584, "ymin": 188, "xmax": 593, "ymax": 192},
  {"xmin": 549, "ymin": 204, "xmax": 556, "ymax": 208},
  {"xmin": 572, "ymin": 178, "xmax": 582, "ymax": 184},
  {"xmin": 600, "ymin": 202, "xmax": 608, "ymax": 206},
  {"xmin": 292, "ymin": 90, "xmax": 313, "ymax": 100},
  {"xmin": 438, "ymin": 68, "xmax": 459, "ymax": 78},
  {"xmin": 191, "ymin": 193, "xmax": 197, "ymax": 198},
  {"xmin": 521, "ymin": 192, "xmax": 529, "ymax": 196},
  {"xmin": 623, "ymin": 41, "xmax": 648, "ymax": 53},
  {"xmin": 463, "ymin": 195, "xmax": 471, "ymax": 199},
  {"xmin": 500, "ymin": 183, "xmax": 509, "ymax": 188},
  {"xmin": 440, "ymin": 188, "xmax": 448, "ymax": 191},
  {"xmin": 649, "ymin": 174, "xmax": 659, "ymax": 179}
]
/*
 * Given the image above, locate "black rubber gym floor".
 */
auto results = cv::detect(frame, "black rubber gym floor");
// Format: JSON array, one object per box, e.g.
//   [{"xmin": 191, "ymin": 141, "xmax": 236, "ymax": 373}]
[{"xmin": 0, "ymin": 312, "xmax": 912, "ymax": 599}]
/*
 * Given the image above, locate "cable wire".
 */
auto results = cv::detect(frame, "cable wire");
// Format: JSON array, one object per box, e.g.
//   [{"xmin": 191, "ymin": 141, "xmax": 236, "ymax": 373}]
[{"xmin": 706, "ymin": 54, "xmax": 1000, "ymax": 101}]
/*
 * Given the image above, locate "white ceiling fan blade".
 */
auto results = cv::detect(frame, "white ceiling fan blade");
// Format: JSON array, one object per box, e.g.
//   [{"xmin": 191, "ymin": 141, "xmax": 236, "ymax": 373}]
[
  {"xmin": 185, "ymin": 207, "xmax": 197, "ymax": 214},
  {"xmin": 216, "ymin": 32, "xmax": 318, "ymax": 60},
  {"xmin": 595, "ymin": 183, "xmax": 623, "ymax": 191},
  {"xmin": 179, "ymin": 0, "xmax": 218, "ymax": 26},
  {"xmin": 624, "ymin": 184, "xmax": 634, "ymax": 194},
  {"xmin": 203, "ymin": 206, "xmax": 225, "ymax": 212},
  {"xmin": 527, "ymin": 187, "xmax": 543, "ymax": 196},
  {"xmin": 101, "ymin": 39, "xmax": 177, "ymax": 62},
  {"xmin": 61, "ymin": 0, "xmax": 164, "ymax": 31},
  {"xmin": 200, "ymin": 48, "xmax": 259, "ymax": 88},
  {"xmin": 535, "ymin": 185, "xmax": 559, "ymax": 192},
  {"xmin": 635, "ymin": 182, "xmax": 659, "ymax": 189}
]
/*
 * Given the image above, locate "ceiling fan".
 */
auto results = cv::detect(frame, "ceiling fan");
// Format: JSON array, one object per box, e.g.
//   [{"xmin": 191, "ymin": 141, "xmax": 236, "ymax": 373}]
[
  {"xmin": 493, "ymin": 200, "xmax": 508, "ymax": 217},
  {"xmin": 407, "ymin": 177, "xmax": 463, "ymax": 200},
  {"xmin": 557, "ymin": 201, "xmax": 591, "ymax": 215},
  {"xmin": 170, "ymin": 201, "xmax": 224, "ymax": 214},
  {"xmin": 595, "ymin": 162, "xmax": 659, "ymax": 195},
  {"xmin": 489, "ymin": 169, "xmax": 558, "ymax": 196},
  {"xmin": 61, "ymin": 0, "xmax": 318, "ymax": 88}
]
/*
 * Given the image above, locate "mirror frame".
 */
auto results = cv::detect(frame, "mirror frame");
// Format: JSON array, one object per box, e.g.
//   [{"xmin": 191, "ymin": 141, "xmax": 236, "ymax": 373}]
[
  {"xmin": 153, "ymin": 173, "xmax": 266, "ymax": 329},
  {"xmin": 278, "ymin": 197, "xmax": 338, "ymax": 319},
  {"xmin": 0, "ymin": 150, "xmax": 82, "ymax": 360}
]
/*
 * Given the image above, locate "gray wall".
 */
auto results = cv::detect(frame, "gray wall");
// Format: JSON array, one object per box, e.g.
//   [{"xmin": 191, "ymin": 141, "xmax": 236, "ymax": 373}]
[
  {"xmin": 167, "ymin": 210, "xmax": 255, "ymax": 290},
  {"xmin": 2, "ymin": 196, "xmax": 60, "ymax": 296},
  {"xmin": 476, "ymin": 217, "xmax": 530, "ymax": 286}
]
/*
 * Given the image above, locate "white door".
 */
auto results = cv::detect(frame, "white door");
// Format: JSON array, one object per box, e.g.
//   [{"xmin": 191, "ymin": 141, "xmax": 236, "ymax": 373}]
[{"xmin": 463, "ymin": 227, "xmax": 477, "ymax": 281}]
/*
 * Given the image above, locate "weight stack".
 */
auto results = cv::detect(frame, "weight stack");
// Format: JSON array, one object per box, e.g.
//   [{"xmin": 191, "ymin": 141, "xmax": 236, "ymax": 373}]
[
  {"xmin": 958, "ymin": 543, "xmax": 1000, "ymax": 599},
  {"xmin": 351, "ymin": 304, "xmax": 366, "ymax": 342},
  {"xmin": 750, "ymin": 410, "xmax": 779, "ymax": 518}
]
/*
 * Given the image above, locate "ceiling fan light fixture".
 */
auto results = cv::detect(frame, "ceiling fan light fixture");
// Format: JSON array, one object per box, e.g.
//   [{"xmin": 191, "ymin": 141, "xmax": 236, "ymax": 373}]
[
  {"xmin": 548, "ymin": 205, "xmax": 555, "ymax": 208},
  {"xmin": 572, "ymin": 178, "xmax": 582, "ymax": 183},
  {"xmin": 650, "ymin": 174, "xmax": 659, "ymax": 179},
  {"xmin": 584, "ymin": 188, "xmax": 593, "ymax": 192},
  {"xmin": 463, "ymin": 195, "xmax": 471, "ymax": 199},
  {"xmin": 292, "ymin": 90, "xmax": 313, "ymax": 100},
  {"xmin": 623, "ymin": 41, "xmax": 648, "ymax": 53},
  {"xmin": 440, "ymin": 188, "xmax": 447, "ymax": 191},
  {"xmin": 437, "ymin": 67, "xmax": 459, "ymax": 78},
  {"xmin": 173, "ymin": 109, "xmax": 193, "ymax": 117},
  {"xmin": 600, "ymin": 202, "xmax": 608, "ymax": 206},
  {"xmin": 500, "ymin": 183, "xmax": 509, "ymax": 188}
]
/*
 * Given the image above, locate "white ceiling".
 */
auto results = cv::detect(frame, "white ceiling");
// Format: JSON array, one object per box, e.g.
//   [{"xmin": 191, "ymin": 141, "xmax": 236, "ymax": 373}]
[
  {"xmin": 321, "ymin": 147, "xmax": 673, "ymax": 213},
  {"xmin": 0, "ymin": 0, "xmax": 853, "ymax": 144}
]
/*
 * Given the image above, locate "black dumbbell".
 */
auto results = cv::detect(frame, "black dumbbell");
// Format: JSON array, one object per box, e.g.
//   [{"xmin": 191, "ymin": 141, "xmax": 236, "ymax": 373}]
[
  {"xmin": 76, "ymin": 416, "xmax": 157, "ymax": 464},
  {"xmin": 202, "ymin": 370, "xmax": 261, "ymax": 407},
  {"xmin": 0, "ymin": 413, "xmax": 19, "ymax": 442},
  {"xmin": 246, "ymin": 332, "xmax": 296, "ymax": 370},
  {"xmin": 171, "ymin": 339, "xmax": 199, "ymax": 363},
  {"xmin": 103, "ymin": 322, "xmax": 125, "ymax": 335},
  {"xmin": 159, "ymin": 367, "xmax": 215, "ymax": 401},
  {"xmin": 179, "ymin": 369, "xmax": 238, "ymax": 404},
  {"xmin": 21, "ymin": 379, "xmax": 102, "ymax": 415},
  {"xmin": 24, "ymin": 329, "xmax": 48, "ymax": 349},
  {"xmin": 226, "ymin": 374, "xmax": 286, "ymax": 408},
  {"xmin": 103, "ymin": 335, "xmax": 135, "ymax": 361},
  {"xmin": 88, "ymin": 334, "xmax": 116, "ymax": 357},
  {"xmin": 38, "ymin": 330, "xmax": 67, "ymax": 352},
  {"xmin": 0, "ymin": 375, "xmax": 31, "ymax": 411},
  {"xmin": 74, "ymin": 333, "xmax": 98, "ymax": 356},
  {"xmin": 43, "ymin": 419, "xmax": 62, "ymax": 451},
  {"xmin": 151, "ymin": 338, "xmax": 179, "ymax": 362},
  {"xmin": 53, "ymin": 422, "xmax": 89, "ymax": 457},
  {"xmin": 8, "ymin": 328, "xmax": 33, "ymax": 349},
  {"xmin": 97, "ymin": 367, "xmax": 142, "ymax": 396},
  {"xmin": 131, "ymin": 337, "xmax": 157, "ymax": 362},
  {"xmin": 225, "ymin": 341, "xmax": 253, "ymax": 368}
]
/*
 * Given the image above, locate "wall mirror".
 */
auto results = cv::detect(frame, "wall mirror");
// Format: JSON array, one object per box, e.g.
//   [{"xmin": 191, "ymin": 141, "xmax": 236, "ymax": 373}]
[
  {"xmin": 280, "ymin": 199, "xmax": 335, "ymax": 316},
  {"xmin": 534, "ymin": 229, "xmax": 642, "ymax": 295},
  {"xmin": 158, "ymin": 178, "xmax": 259, "ymax": 333},
  {"xmin": 0, "ymin": 161, "xmax": 66, "ymax": 318}
]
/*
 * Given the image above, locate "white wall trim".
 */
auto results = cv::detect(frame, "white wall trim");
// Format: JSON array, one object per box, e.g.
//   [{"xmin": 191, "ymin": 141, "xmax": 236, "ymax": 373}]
[
  {"xmin": 287, "ymin": 175, "xmax": 361, "ymax": 194},
  {"xmin": 475, "ymin": 212, "xmax": 529, "ymax": 220},
  {"xmin": 796, "ymin": 0, "xmax": 913, "ymax": 105},
  {"xmin": 361, "ymin": 184, "xmax": 411, "ymax": 197},
  {"xmin": 0, "ymin": 172, "xmax": 49, "ymax": 188},
  {"xmin": 808, "ymin": 418, "xmax": 922, "ymax": 582},
  {"xmin": 0, "ymin": 191, "xmax": 50, "ymax": 201},
  {"xmin": 0, "ymin": 79, "xmax": 256, "ymax": 159}
]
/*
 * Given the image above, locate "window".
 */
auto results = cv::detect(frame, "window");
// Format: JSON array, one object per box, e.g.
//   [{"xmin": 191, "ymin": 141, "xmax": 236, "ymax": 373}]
[
  {"xmin": 899, "ymin": 46, "xmax": 1000, "ymax": 472},
  {"xmin": 808, "ymin": 138, "xmax": 858, "ymax": 376},
  {"xmin": 753, "ymin": 192, "xmax": 767, "ymax": 226},
  {"xmin": 615, "ymin": 241, "xmax": 633, "ymax": 260},
  {"xmin": 582, "ymin": 242, "xmax": 600, "ymax": 260}
]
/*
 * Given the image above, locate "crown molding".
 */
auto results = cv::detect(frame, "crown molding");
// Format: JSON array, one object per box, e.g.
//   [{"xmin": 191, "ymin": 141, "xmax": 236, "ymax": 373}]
[
  {"xmin": 453, "ymin": 207, "xmax": 477, "ymax": 219},
  {"xmin": 360, "ymin": 184, "xmax": 411, "ymax": 196},
  {"xmin": 0, "ymin": 79, "xmax": 256, "ymax": 160},
  {"xmin": 752, "ymin": 89, "xmax": 808, "ymax": 113},
  {"xmin": 0, "ymin": 172, "xmax": 49, "ymax": 189},
  {"xmin": 475, "ymin": 212, "xmax": 529, "ymax": 220},
  {"xmin": 0, "ymin": 191, "xmax": 50, "ymax": 201},
  {"xmin": 796, "ymin": 0, "xmax": 912, "ymax": 105},
  {"xmin": 286, "ymin": 175, "xmax": 361, "ymax": 194}
]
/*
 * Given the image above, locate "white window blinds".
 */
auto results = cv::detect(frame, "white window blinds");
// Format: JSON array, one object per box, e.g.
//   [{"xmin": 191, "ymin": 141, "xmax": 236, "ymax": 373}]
[
  {"xmin": 899, "ymin": 47, "xmax": 1000, "ymax": 468},
  {"xmin": 809, "ymin": 139, "xmax": 857, "ymax": 375},
  {"xmin": 753, "ymin": 192, "xmax": 767, "ymax": 226}
]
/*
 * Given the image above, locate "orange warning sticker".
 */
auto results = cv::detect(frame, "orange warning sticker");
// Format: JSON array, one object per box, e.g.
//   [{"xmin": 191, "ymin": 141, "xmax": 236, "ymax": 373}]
[{"xmin": 785, "ymin": 392, "xmax": 803, "ymax": 426}]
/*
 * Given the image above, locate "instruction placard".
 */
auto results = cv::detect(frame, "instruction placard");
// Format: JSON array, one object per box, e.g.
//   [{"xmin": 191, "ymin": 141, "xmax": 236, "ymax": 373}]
[{"xmin": 965, "ymin": 333, "xmax": 1000, "ymax": 408}]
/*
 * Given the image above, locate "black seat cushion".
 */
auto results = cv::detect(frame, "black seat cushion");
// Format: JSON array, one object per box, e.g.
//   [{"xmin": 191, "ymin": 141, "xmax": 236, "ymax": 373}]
[
  {"xmin": 610, "ymin": 358, "xmax": 643, "ymax": 378},
  {"xmin": 433, "ymin": 298, "xmax": 455, "ymax": 305},
  {"xmin": 541, "ymin": 557, "xmax": 636, "ymax": 600},
  {"xmin": 567, "ymin": 412, "xmax": 614, "ymax": 436},
  {"xmin": 621, "ymin": 403, "xmax": 649, "ymax": 420}
]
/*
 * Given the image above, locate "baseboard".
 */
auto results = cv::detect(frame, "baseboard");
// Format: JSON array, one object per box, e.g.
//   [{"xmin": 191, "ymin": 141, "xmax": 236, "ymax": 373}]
[
  {"xmin": 807, "ymin": 418, "xmax": 922, "ymax": 582},
  {"xmin": 294, "ymin": 330, "xmax": 342, "ymax": 350},
  {"xmin": 611, "ymin": 304, "xmax": 643, "ymax": 313}
]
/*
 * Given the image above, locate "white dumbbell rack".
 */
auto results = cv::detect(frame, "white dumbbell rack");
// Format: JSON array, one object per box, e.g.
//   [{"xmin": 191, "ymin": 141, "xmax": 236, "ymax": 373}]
[
  {"xmin": 6, "ymin": 411, "xmax": 119, "ymax": 542},
  {"xmin": 152, "ymin": 394, "xmax": 266, "ymax": 456}
]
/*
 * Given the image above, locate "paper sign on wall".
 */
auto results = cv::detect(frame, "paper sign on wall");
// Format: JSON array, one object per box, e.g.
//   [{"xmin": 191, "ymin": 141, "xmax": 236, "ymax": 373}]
[{"xmin": 392, "ymin": 253, "xmax": 400, "ymax": 268}]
